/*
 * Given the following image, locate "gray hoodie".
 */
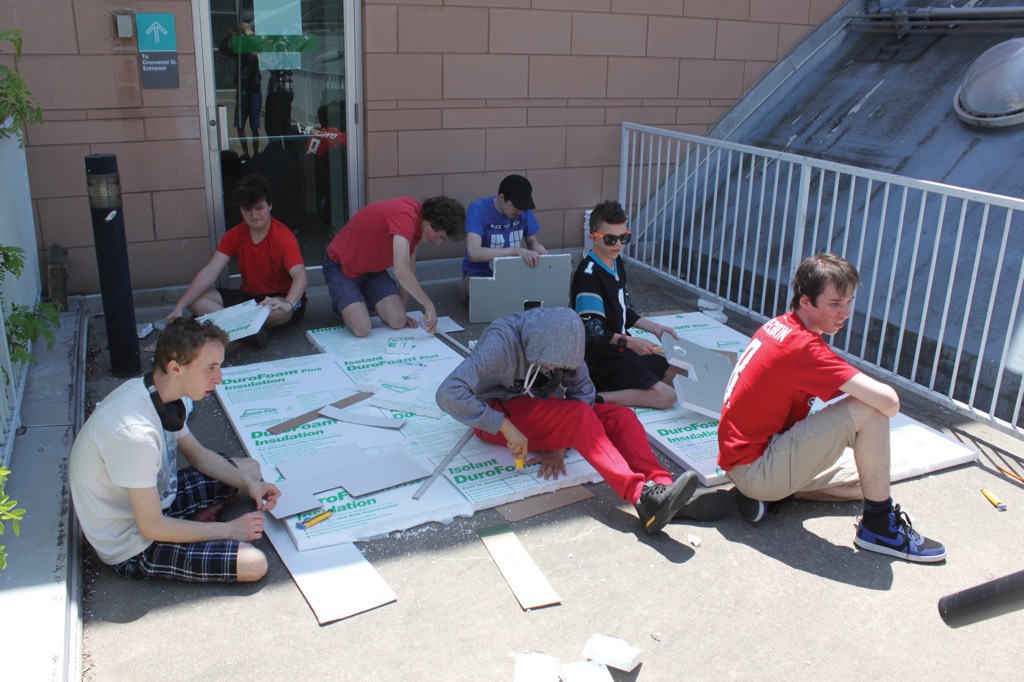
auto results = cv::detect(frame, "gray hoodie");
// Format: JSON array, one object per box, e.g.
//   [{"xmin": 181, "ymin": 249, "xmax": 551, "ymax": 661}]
[{"xmin": 436, "ymin": 307, "xmax": 596, "ymax": 434}]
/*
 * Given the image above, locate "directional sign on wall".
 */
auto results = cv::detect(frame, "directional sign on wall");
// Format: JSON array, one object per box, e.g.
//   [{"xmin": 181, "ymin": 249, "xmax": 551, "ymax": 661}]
[{"xmin": 136, "ymin": 13, "xmax": 179, "ymax": 89}]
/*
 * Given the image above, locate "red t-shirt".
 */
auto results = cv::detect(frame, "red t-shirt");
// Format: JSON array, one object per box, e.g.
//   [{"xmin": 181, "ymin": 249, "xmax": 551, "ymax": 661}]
[
  {"xmin": 216, "ymin": 218, "xmax": 304, "ymax": 296},
  {"xmin": 326, "ymin": 197, "xmax": 423, "ymax": 280},
  {"xmin": 717, "ymin": 311, "xmax": 860, "ymax": 470},
  {"xmin": 306, "ymin": 127, "xmax": 346, "ymax": 157}
]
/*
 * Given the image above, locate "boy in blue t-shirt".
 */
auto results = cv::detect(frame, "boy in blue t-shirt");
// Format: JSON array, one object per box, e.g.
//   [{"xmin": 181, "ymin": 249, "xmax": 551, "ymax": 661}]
[{"xmin": 457, "ymin": 174, "xmax": 549, "ymax": 300}]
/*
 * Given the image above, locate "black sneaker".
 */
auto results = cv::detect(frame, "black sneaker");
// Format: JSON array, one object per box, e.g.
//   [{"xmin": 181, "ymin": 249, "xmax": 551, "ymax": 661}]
[
  {"xmin": 673, "ymin": 487, "xmax": 732, "ymax": 522},
  {"xmin": 734, "ymin": 490, "xmax": 792, "ymax": 524},
  {"xmin": 854, "ymin": 504, "xmax": 946, "ymax": 563},
  {"xmin": 635, "ymin": 472, "xmax": 699, "ymax": 535},
  {"xmin": 735, "ymin": 490, "xmax": 769, "ymax": 523}
]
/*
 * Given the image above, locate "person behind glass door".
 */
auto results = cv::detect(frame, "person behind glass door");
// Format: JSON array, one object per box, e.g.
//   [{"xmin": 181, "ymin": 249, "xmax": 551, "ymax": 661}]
[{"xmin": 219, "ymin": 22, "xmax": 261, "ymax": 161}]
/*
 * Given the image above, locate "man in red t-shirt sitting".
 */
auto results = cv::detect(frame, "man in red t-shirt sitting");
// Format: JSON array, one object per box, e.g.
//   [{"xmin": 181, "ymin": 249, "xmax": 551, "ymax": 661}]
[
  {"xmin": 717, "ymin": 253, "xmax": 945, "ymax": 563},
  {"xmin": 322, "ymin": 196, "xmax": 465, "ymax": 337},
  {"xmin": 167, "ymin": 173, "xmax": 308, "ymax": 340}
]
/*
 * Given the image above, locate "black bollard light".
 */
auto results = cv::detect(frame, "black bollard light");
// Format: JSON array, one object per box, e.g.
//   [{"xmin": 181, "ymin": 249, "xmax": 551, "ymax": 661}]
[{"xmin": 86, "ymin": 154, "xmax": 141, "ymax": 377}]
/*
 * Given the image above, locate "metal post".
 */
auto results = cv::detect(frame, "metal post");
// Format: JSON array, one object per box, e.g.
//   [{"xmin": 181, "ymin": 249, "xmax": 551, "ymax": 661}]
[{"xmin": 85, "ymin": 154, "xmax": 141, "ymax": 377}]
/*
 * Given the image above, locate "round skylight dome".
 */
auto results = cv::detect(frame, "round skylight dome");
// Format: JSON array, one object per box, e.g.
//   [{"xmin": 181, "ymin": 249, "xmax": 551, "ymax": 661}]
[{"xmin": 955, "ymin": 38, "xmax": 1024, "ymax": 127}]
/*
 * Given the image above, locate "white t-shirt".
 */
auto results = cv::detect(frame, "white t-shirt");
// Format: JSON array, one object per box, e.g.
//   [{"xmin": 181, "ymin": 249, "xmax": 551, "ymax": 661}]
[{"xmin": 68, "ymin": 378, "xmax": 191, "ymax": 564}]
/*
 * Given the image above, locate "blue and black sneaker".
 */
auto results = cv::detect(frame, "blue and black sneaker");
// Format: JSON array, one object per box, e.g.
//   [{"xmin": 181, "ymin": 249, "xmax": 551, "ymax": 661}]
[{"xmin": 854, "ymin": 504, "xmax": 946, "ymax": 563}]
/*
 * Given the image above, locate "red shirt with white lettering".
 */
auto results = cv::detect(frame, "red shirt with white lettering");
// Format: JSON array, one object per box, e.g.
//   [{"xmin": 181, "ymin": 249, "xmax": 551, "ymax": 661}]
[
  {"xmin": 306, "ymin": 126, "xmax": 346, "ymax": 157},
  {"xmin": 717, "ymin": 311, "xmax": 859, "ymax": 470}
]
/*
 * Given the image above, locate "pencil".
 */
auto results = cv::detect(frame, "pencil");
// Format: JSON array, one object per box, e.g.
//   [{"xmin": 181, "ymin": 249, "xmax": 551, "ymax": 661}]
[
  {"xmin": 300, "ymin": 509, "xmax": 332, "ymax": 529},
  {"xmin": 995, "ymin": 465, "xmax": 1024, "ymax": 484},
  {"xmin": 982, "ymin": 488, "xmax": 1007, "ymax": 511}
]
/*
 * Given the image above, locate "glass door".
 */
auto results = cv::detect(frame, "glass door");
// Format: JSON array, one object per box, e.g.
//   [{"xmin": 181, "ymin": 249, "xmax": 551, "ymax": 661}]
[{"xmin": 200, "ymin": 0, "xmax": 360, "ymax": 272}]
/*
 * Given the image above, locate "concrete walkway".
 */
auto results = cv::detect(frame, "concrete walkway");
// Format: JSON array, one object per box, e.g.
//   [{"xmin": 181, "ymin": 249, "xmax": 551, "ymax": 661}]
[
  {"xmin": 5, "ymin": 265, "xmax": 1024, "ymax": 680},
  {"xmin": 0, "ymin": 308, "xmax": 85, "ymax": 681}
]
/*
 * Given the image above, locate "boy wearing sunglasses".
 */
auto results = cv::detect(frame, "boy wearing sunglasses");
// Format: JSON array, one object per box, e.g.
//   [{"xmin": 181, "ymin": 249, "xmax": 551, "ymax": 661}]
[{"xmin": 570, "ymin": 201, "xmax": 683, "ymax": 410}]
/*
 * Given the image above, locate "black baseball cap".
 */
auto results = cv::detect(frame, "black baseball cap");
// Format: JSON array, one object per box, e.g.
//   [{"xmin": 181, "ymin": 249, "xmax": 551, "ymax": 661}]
[{"xmin": 498, "ymin": 174, "xmax": 535, "ymax": 211}]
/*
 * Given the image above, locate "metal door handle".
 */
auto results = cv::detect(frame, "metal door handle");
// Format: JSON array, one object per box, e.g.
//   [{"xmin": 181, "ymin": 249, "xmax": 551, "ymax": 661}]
[{"xmin": 208, "ymin": 106, "xmax": 229, "ymax": 151}]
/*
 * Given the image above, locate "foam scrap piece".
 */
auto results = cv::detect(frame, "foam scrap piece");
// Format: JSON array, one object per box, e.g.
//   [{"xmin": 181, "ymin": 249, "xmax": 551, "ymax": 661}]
[
  {"xmin": 514, "ymin": 652, "xmax": 560, "ymax": 682},
  {"xmin": 703, "ymin": 310, "xmax": 728, "ymax": 323},
  {"xmin": 579, "ymin": 633, "xmax": 643, "ymax": 672},
  {"xmin": 559, "ymin": 660, "xmax": 613, "ymax": 682}
]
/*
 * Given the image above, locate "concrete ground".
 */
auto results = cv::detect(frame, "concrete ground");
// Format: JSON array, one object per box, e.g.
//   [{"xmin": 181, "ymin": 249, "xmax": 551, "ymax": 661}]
[{"xmin": 75, "ymin": 264, "xmax": 1024, "ymax": 681}]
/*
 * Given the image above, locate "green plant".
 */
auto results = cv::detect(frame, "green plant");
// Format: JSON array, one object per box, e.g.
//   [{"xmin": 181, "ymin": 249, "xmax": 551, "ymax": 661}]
[
  {"xmin": 0, "ymin": 245, "xmax": 61, "ymax": 370},
  {"xmin": 0, "ymin": 28, "xmax": 43, "ymax": 147},
  {"xmin": 0, "ymin": 465, "xmax": 26, "ymax": 570}
]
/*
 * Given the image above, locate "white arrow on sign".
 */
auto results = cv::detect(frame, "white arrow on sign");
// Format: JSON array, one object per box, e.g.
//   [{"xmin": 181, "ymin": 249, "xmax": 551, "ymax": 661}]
[{"xmin": 146, "ymin": 22, "xmax": 168, "ymax": 43}]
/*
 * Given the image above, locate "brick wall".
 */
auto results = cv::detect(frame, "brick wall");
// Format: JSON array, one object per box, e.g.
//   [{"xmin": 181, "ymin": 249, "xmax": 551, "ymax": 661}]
[
  {"xmin": 2, "ymin": 0, "xmax": 207, "ymax": 295},
  {"xmin": 362, "ymin": 0, "xmax": 847, "ymax": 257},
  {"xmin": 2, "ymin": 0, "xmax": 847, "ymax": 293}
]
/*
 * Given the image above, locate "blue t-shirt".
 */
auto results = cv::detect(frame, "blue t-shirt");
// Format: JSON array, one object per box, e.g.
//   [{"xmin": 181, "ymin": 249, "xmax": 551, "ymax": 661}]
[{"xmin": 461, "ymin": 196, "xmax": 541, "ymax": 277}]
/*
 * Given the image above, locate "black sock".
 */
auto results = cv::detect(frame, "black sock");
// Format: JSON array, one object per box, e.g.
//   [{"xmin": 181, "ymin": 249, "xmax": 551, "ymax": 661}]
[{"xmin": 862, "ymin": 497, "xmax": 894, "ymax": 531}]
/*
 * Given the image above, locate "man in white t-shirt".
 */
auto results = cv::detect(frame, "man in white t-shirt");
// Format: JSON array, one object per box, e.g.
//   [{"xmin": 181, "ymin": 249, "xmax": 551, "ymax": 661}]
[{"xmin": 69, "ymin": 318, "xmax": 280, "ymax": 582}]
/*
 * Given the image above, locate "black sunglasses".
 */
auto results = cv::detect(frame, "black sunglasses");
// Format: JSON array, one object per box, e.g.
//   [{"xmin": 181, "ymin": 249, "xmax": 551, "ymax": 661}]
[{"xmin": 593, "ymin": 231, "xmax": 632, "ymax": 246}]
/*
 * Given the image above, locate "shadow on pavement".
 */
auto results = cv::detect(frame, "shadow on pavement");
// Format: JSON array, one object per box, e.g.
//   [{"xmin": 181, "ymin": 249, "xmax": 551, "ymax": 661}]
[{"xmin": 716, "ymin": 501, "xmax": 899, "ymax": 590}]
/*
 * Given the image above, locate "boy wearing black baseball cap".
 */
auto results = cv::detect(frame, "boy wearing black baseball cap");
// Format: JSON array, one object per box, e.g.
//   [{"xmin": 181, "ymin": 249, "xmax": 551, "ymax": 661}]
[{"xmin": 458, "ymin": 174, "xmax": 550, "ymax": 300}]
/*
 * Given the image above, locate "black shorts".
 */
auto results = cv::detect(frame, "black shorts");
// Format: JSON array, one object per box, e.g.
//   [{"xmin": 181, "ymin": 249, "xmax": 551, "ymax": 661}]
[
  {"xmin": 586, "ymin": 346, "xmax": 669, "ymax": 393},
  {"xmin": 216, "ymin": 287, "xmax": 307, "ymax": 327}
]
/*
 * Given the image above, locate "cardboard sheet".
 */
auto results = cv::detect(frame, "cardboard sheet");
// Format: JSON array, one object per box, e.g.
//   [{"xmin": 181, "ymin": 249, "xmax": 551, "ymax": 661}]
[
  {"xmin": 216, "ymin": 352, "xmax": 475, "ymax": 548},
  {"xmin": 468, "ymin": 253, "xmax": 572, "ymax": 323},
  {"xmin": 198, "ymin": 299, "xmax": 270, "ymax": 341},
  {"xmin": 666, "ymin": 337, "xmax": 734, "ymax": 419},
  {"xmin": 284, "ymin": 477, "xmax": 474, "ymax": 550},
  {"xmin": 442, "ymin": 437, "xmax": 601, "ymax": 510},
  {"xmin": 264, "ymin": 518, "xmax": 396, "ymax": 624},
  {"xmin": 320, "ymin": 405, "xmax": 406, "ymax": 429},
  {"xmin": 268, "ymin": 390, "xmax": 375, "ymax": 435},
  {"xmin": 496, "ymin": 486, "xmax": 595, "ymax": 523},
  {"xmin": 559, "ymin": 661, "xmax": 614, "ymax": 682},
  {"xmin": 478, "ymin": 525, "xmax": 561, "ymax": 610},
  {"xmin": 407, "ymin": 311, "xmax": 465, "ymax": 333},
  {"xmin": 268, "ymin": 476, "xmax": 328, "ymax": 519},
  {"xmin": 514, "ymin": 653, "xmax": 561, "ymax": 682},
  {"xmin": 277, "ymin": 442, "xmax": 431, "ymax": 498},
  {"xmin": 306, "ymin": 325, "xmax": 465, "ymax": 374},
  {"xmin": 218, "ymin": 331, "xmax": 601, "ymax": 550},
  {"xmin": 580, "ymin": 633, "xmax": 643, "ymax": 672}
]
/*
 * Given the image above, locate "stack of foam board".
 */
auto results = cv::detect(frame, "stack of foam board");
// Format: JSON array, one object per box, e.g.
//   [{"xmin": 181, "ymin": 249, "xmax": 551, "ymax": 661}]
[{"xmin": 216, "ymin": 324, "xmax": 599, "ymax": 552}]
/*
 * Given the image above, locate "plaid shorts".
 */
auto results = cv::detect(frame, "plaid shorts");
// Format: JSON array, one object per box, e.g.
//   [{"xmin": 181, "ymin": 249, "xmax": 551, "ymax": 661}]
[{"xmin": 111, "ymin": 465, "xmax": 241, "ymax": 583}]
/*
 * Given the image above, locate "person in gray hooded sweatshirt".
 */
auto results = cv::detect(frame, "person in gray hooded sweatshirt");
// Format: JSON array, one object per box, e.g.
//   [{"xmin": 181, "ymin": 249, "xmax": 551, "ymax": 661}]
[{"xmin": 436, "ymin": 307, "xmax": 702, "ymax": 535}]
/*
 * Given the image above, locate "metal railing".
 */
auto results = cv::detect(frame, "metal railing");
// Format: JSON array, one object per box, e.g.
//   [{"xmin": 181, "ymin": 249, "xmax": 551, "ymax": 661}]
[
  {"xmin": 0, "ymin": 125, "xmax": 42, "ymax": 464},
  {"xmin": 619, "ymin": 122, "xmax": 1024, "ymax": 437}
]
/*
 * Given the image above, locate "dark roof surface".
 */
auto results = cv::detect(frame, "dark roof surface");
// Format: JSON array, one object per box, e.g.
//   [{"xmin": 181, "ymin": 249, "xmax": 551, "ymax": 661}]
[{"xmin": 730, "ymin": 7, "xmax": 1024, "ymax": 198}]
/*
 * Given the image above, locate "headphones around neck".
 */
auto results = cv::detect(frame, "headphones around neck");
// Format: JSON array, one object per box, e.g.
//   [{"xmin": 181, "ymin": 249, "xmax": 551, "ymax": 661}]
[{"xmin": 144, "ymin": 372, "xmax": 187, "ymax": 432}]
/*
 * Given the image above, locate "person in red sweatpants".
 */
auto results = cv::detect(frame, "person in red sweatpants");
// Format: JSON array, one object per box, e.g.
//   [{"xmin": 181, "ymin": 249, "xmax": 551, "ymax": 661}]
[{"xmin": 435, "ymin": 307, "xmax": 726, "ymax": 535}]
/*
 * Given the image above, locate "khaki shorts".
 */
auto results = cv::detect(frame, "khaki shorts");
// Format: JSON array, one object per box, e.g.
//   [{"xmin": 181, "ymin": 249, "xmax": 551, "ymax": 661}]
[{"xmin": 727, "ymin": 399, "xmax": 859, "ymax": 501}]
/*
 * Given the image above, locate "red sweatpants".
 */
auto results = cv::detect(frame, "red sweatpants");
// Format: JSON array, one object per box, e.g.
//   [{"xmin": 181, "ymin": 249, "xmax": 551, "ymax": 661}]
[{"xmin": 475, "ymin": 397, "xmax": 672, "ymax": 504}]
